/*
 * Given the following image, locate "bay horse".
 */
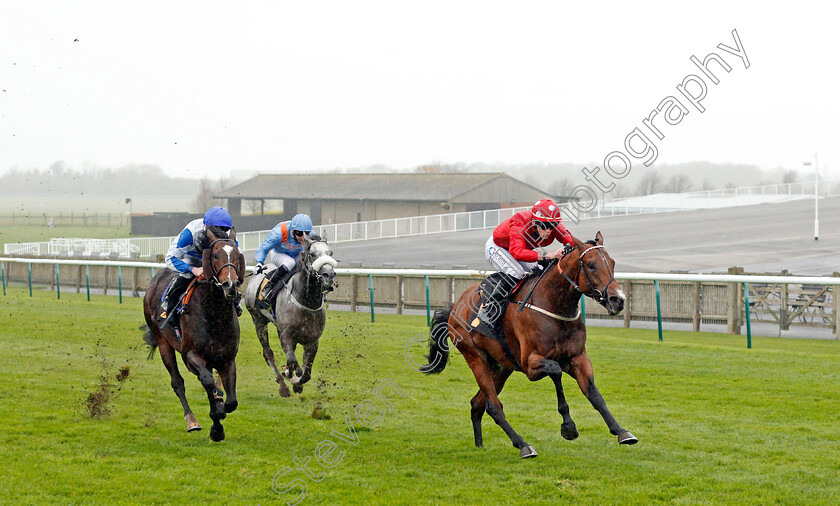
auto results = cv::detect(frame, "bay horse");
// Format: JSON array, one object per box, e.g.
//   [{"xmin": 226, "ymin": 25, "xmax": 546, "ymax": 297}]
[
  {"xmin": 244, "ymin": 234, "xmax": 336, "ymax": 397},
  {"xmin": 142, "ymin": 230, "xmax": 245, "ymax": 442},
  {"xmin": 421, "ymin": 231, "xmax": 637, "ymax": 458}
]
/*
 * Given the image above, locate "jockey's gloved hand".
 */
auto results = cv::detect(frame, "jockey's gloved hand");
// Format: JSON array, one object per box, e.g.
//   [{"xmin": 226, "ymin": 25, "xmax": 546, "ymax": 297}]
[{"xmin": 255, "ymin": 263, "xmax": 266, "ymax": 275}]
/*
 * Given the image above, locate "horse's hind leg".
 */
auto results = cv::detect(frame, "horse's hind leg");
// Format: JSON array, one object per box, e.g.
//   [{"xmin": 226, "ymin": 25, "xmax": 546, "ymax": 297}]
[
  {"xmin": 185, "ymin": 351, "xmax": 227, "ymax": 442},
  {"xmin": 570, "ymin": 352, "xmax": 637, "ymax": 445},
  {"xmin": 218, "ymin": 361, "xmax": 238, "ymax": 414},
  {"xmin": 463, "ymin": 350, "xmax": 535, "ymax": 458},
  {"xmin": 158, "ymin": 340, "xmax": 200, "ymax": 432},
  {"xmin": 470, "ymin": 366, "xmax": 512, "ymax": 448},
  {"xmin": 251, "ymin": 313, "xmax": 290, "ymax": 397},
  {"xmin": 290, "ymin": 340, "xmax": 319, "ymax": 394}
]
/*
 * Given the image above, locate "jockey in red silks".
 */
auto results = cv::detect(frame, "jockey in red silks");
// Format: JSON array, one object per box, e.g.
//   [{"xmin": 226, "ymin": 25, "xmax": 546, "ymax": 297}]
[{"xmin": 477, "ymin": 199, "xmax": 575, "ymax": 326}]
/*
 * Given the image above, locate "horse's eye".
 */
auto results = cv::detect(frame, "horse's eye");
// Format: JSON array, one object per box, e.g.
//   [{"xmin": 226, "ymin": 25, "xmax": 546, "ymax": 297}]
[
  {"xmin": 213, "ymin": 253, "xmax": 219, "ymax": 259},
  {"xmin": 587, "ymin": 262, "xmax": 596, "ymax": 270}
]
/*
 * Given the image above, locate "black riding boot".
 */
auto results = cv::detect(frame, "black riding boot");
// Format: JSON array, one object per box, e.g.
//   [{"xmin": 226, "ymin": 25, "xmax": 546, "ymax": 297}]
[
  {"xmin": 160, "ymin": 275, "xmax": 190, "ymax": 318},
  {"xmin": 257, "ymin": 266, "xmax": 288, "ymax": 310},
  {"xmin": 477, "ymin": 274, "xmax": 519, "ymax": 327}
]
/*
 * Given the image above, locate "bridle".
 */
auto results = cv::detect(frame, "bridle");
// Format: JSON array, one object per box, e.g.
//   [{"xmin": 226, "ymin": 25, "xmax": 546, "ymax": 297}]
[
  {"xmin": 205, "ymin": 238, "xmax": 240, "ymax": 288},
  {"xmin": 557, "ymin": 244, "xmax": 617, "ymax": 304}
]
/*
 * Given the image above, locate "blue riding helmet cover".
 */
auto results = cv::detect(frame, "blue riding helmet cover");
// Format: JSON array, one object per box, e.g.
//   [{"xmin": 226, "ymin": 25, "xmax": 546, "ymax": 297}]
[
  {"xmin": 204, "ymin": 207, "xmax": 232, "ymax": 228},
  {"xmin": 290, "ymin": 214, "xmax": 313, "ymax": 232}
]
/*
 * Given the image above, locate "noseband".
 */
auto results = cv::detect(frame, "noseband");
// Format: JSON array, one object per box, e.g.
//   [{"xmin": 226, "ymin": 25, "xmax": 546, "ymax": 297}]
[
  {"xmin": 206, "ymin": 238, "xmax": 240, "ymax": 287},
  {"xmin": 557, "ymin": 245, "xmax": 617, "ymax": 304}
]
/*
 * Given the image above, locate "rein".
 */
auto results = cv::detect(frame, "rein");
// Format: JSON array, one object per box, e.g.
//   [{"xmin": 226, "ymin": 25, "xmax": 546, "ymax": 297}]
[
  {"xmin": 285, "ymin": 240, "xmax": 335, "ymax": 311},
  {"xmin": 557, "ymin": 245, "xmax": 617, "ymax": 304},
  {"xmin": 518, "ymin": 244, "xmax": 616, "ymax": 321}
]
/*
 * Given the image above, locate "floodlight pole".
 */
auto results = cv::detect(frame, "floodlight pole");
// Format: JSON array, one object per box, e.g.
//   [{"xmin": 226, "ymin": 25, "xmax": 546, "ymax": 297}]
[
  {"xmin": 813, "ymin": 153, "xmax": 819, "ymax": 241},
  {"xmin": 804, "ymin": 155, "xmax": 818, "ymax": 241}
]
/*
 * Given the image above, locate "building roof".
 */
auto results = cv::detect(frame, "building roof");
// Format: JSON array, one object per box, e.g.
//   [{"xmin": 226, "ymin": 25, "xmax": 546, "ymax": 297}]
[{"xmin": 214, "ymin": 172, "xmax": 549, "ymax": 203}]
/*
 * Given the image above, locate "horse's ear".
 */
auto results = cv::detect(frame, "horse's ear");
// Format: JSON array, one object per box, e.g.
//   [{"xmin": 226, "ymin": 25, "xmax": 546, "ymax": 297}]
[
  {"xmin": 229, "ymin": 227, "xmax": 237, "ymax": 243},
  {"xmin": 595, "ymin": 231, "xmax": 604, "ymax": 245},
  {"xmin": 572, "ymin": 235, "xmax": 585, "ymax": 251},
  {"xmin": 301, "ymin": 233, "xmax": 313, "ymax": 246},
  {"xmin": 201, "ymin": 248, "xmax": 213, "ymax": 279}
]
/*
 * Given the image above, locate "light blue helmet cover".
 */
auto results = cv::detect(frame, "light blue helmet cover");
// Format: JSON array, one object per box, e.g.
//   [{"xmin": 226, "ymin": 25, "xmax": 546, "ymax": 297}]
[{"xmin": 290, "ymin": 213, "xmax": 313, "ymax": 232}]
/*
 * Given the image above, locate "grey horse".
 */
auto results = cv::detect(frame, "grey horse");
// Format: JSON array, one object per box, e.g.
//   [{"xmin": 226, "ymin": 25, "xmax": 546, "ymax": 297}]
[{"xmin": 244, "ymin": 235, "xmax": 337, "ymax": 396}]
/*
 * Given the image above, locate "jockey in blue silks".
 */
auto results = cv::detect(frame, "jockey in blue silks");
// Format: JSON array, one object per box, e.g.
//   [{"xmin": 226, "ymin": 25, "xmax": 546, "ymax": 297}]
[
  {"xmin": 160, "ymin": 206, "xmax": 242, "ymax": 321},
  {"xmin": 254, "ymin": 213, "xmax": 313, "ymax": 309}
]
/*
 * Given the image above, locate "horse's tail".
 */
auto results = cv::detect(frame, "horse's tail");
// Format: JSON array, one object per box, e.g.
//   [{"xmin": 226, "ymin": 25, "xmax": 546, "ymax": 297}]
[
  {"xmin": 140, "ymin": 324, "xmax": 158, "ymax": 359},
  {"xmin": 420, "ymin": 306, "xmax": 453, "ymax": 375}
]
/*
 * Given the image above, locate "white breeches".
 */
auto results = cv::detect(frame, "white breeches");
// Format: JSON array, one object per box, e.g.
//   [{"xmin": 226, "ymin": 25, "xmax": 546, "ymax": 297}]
[
  {"xmin": 268, "ymin": 251, "xmax": 298, "ymax": 271},
  {"xmin": 484, "ymin": 235, "xmax": 536, "ymax": 279}
]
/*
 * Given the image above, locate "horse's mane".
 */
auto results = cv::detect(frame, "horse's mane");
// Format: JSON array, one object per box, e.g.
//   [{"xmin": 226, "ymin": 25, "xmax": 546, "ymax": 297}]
[{"xmin": 585, "ymin": 239, "xmax": 597, "ymax": 245}]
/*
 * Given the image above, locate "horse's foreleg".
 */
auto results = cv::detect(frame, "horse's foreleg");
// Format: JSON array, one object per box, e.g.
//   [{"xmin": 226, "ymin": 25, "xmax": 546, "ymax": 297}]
[
  {"xmin": 570, "ymin": 352, "xmax": 637, "ymax": 445},
  {"xmin": 277, "ymin": 330, "xmax": 300, "ymax": 380},
  {"xmin": 290, "ymin": 340, "xmax": 319, "ymax": 392},
  {"xmin": 464, "ymin": 350, "xmax": 535, "ymax": 458},
  {"xmin": 158, "ymin": 340, "xmax": 200, "ymax": 432},
  {"xmin": 218, "ymin": 361, "xmax": 238, "ymax": 414},
  {"xmin": 252, "ymin": 314, "xmax": 290, "ymax": 397},
  {"xmin": 185, "ymin": 351, "xmax": 227, "ymax": 441},
  {"xmin": 549, "ymin": 373, "xmax": 578, "ymax": 440}
]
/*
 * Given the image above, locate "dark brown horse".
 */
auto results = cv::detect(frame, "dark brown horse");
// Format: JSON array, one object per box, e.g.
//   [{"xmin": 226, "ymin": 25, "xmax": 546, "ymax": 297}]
[
  {"xmin": 421, "ymin": 231, "xmax": 637, "ymax": 458},
  {"xmin": 143, "ymin": 232, "xmax": 245, "ymax": 442}
]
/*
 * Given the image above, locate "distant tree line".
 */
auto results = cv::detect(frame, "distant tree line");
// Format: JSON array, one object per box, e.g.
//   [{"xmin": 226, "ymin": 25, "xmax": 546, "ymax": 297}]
[{"xmin": 0, "ymin": 161, "xmax": 201, "ymax": 196}]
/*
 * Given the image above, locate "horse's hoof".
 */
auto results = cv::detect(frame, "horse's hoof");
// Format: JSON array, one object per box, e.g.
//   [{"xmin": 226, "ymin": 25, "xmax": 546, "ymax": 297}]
[
  {"xmin": 185, "ymin": 414, "xmax": 201, "ymax": 432},
  {"xmin": 278, "ymin": 384, "xmax": 291, "ymax": 398},
  {"xmin": 618, "ymin": 431, "xmax": 638, "ymax": 445},
  {"xmin": 561, "ymin": 424, "xmax": 579, "ymax": 441},
  {"xmin": 293, "ymin": 384, "xmax": 304, "ymax": 395},
  {"xmin": 519, "ymin": 445, "xmax": 538, "ymax": 458},
  {"xmin": 225, "ymin": 400, "xmax": 238, "ymax": 413},
  {"xmin": 210, "ymin": 424, "xmax": 225, "ymax": 442}
]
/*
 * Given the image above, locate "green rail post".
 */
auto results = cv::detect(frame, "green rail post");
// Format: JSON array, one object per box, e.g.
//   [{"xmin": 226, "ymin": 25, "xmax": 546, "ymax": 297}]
[
  {"xmin": 581, "ymin": 296, "xmax": 586, "ymax": 324},
  {"xmin": 28, "ymin": 263, "xmax": 32, "ymax": 297},
  {"xmin": 85, "ymin": 265, "xmax": 91, "ymax": 302},
  {"xmin": 118, "ymin": 266, "xmax": 123, "ymax": 304},
  {"xmin": 655, "ymin": 279, "xmax": 663, "ymax": 342},
  {"xmin": 368, "ymin": 274, "xmax": 375, "ymax": 323},
  {"xmin": 56, "ymin": 263, "xmax": 61, "ymax": 300},
  {"xmin": 743, "ymin": 282, "xmax": 752, "ymax": 349},
  {"xmin": 1, "ymin": 261, "xmax": 6, "ymax": 296},
  {"xmin": 425, "ymin": 275, "xmax": 431, "ymax": 327}
]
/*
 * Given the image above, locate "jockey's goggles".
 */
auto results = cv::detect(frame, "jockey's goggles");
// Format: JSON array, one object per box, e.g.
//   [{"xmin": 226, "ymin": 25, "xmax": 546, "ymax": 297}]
[{"xmin": 534, "ymin": 221, "xmax": 557, "ymax": 230}]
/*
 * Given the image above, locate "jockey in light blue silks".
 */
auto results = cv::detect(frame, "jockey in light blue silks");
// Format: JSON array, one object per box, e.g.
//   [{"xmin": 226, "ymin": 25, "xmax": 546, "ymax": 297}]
[
  {"xmin": 254, "ymin": 213, "xmax": 313, "ymax": 309},
  {"xmin": 160, "ymin": 206, "xmax": 242, "ymax": 322}
]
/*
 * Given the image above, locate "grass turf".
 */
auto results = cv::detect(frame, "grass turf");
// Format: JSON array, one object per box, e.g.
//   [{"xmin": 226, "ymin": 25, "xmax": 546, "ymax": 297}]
[{"xmin": 2, "ymin": 285, "xmax": 839, "ymax": 505}]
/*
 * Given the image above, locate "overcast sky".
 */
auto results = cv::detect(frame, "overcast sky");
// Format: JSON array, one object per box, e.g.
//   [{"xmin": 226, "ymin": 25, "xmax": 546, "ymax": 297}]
[{"xmin": 1, "ymin": 1, "xmax": 838, "ymax": 181}]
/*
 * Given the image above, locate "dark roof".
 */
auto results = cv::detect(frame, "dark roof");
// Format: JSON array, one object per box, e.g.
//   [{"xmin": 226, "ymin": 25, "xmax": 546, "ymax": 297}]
[{"xmin": 214, "ymin": 172, "xmax": 543, "ymax": 202}]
